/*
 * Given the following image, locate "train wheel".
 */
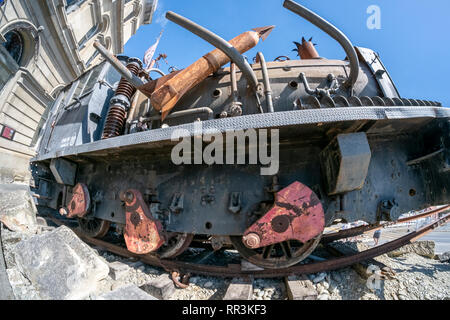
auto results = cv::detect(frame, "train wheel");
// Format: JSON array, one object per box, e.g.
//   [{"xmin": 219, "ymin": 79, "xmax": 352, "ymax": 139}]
[
  {"xmin": 78, "ymin": 218, "xmax": 111, "ymax": 239},
  {"xmin": 158, "ymin": 233, "xmax": 194, "ymax": 259},
  {"xmin": 229, "ymin": 233, "xmax": 322, "ymax": 269}
]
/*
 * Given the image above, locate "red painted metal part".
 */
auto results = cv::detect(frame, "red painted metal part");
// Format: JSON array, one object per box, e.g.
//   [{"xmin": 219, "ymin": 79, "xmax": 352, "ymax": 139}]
[
  {"xmin": 243, "ymin": 181, "xmax": 325, "ymax": 249},
  {"xmin": 66, "ymin": 183, "xmax": 91, "ymax": 218},
  {"xmin": 294, "ymin": 38, "xmax": 320, "ymax": 60},
  {"xmin": 121, "ymin": 190, "xmax": 165, "ymax": 254}
]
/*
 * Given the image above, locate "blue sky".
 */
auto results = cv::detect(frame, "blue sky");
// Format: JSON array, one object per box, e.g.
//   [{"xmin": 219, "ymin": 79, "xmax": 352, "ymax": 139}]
[{"xmin": 124, "ymin": 0, "xmax": 450, "ymax": 105}]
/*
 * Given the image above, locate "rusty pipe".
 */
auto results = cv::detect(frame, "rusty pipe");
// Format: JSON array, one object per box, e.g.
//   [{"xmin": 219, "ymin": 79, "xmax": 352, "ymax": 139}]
[
  {"xmin": 141, "ymin": 107, "xmax": 214, "ymax": 122},
  {"xmin": 147, "ymin": 68, "xmax": 166, "ymax": 77},
  {"xmin": 165, "ymin": 11, "xmax": 261, "ymax": 90},
  {"xmin": 256, "ymin": 52, "xmax": 274, "ymax": 113},
  {"xmin": 138, "ymin": 23, "xmax": 274, "ymax": 120},
  {"xmin": 94, "ymin": 41, "xmax": 145, "ymax": 88},
  {"xmin": 283, "ymin": 0, "xmax": 359, "ymax": 89}
]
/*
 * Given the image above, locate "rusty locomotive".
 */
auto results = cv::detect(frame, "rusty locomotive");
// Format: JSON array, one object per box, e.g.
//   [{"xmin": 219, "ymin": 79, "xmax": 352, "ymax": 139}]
[{"xmin": 31, "ymin": 1, "xmax": 450, "ymax": 269}]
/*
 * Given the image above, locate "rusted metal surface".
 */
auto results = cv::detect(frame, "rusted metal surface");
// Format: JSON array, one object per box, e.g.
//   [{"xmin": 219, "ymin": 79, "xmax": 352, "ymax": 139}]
[
  {"xmin": 137, "ymin": 27, "xmax": 274, "ymax": 120},
  {"xmin": 243, "ymin": 181, "xmax": 325, "ymax": 249},
  {"xmin": 171, "ymin": 271, "xmax": 190, "ymax": 289},
  {"xmin": 293, "ymin": 37, "xmax": 320, "ymax": 59},
  {"xmin": 102, "ymin": 59, "xmax": 143, "ymax": 139},
  {"xmin": 121, "ymin": 190, "xmax": 165, "ymax": 254},
  {"xmin": 62, "ymin": 211, "xmax": 450, "ymax": 278},
  {"xmin": 321, "ymin": 205, "xmax": 450, "ymax": 244},
  {"xmin": 63, "ymin": 183, "xmax": 90, "ymax": 219},
  {"xmin": 78, "ymin": 217, "xmax": 111, "ymax": 239},
  {"xmin": 158, "ymin": 233, "xmax": 194, "ymax": 259}
]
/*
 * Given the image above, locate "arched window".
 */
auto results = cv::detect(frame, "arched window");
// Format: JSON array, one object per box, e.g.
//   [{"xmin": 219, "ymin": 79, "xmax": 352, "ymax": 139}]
[
  {"xmin": 2, "ymin": 30, "xmax": 24, "ymax": 65},
  {"xmin": 0, "ymin": 21, "xmax": 40, "ymax": 68}
]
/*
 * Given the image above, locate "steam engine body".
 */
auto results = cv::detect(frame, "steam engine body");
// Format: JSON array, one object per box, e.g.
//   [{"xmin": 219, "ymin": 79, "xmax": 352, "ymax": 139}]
[{"xmin": 31, "ymin": 2, "xmax": 450, "ymax": 269}]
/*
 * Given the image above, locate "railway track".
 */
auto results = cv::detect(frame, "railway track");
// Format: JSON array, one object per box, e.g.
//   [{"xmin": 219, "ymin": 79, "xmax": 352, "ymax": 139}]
[{"xmin": 49, "ymin": 205, "xmax": 450, "ymax": 281}]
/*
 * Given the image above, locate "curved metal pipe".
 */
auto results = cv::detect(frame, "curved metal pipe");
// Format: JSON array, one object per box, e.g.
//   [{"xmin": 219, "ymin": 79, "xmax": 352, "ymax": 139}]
[
  {"xmin": 299, "ymin": 72, "xmax": 316, "ymax": 95},
  {"xmin": 165, "ymin": 11, "xmax": 259, "ymax": 89},
  {"xmin": 93, "ymin": 41, "xmax": 145, "ymax": 88},
  {"xmin": 283, "ymin": 0, "xmax": 359, "ymax": 89},
  {"xmin": 147, "ymin": 68, "xmax": 166, "ymax": 77},
  {"xmin": 256, "ymin": 52, "xmax": 274, "ymax": 113},
  {"xmin": 142, "ymin": 107, "xmax": 214, "ymax": 122}
]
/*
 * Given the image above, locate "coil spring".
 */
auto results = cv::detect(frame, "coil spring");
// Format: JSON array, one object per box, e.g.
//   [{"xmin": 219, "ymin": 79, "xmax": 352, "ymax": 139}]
[
  {"xmin": 115, "ymin": 63, "xmax": 140, "ymax": 99},
  {"xmin": 102, "ymin": 106, "xmax": 128, "ymax": 138},
  {"xmin": 102, "ymin": 60, "xmax": 142, "ymax": 139}
]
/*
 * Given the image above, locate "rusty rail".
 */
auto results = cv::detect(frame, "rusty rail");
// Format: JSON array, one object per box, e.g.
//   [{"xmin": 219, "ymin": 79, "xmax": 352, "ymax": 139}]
[
  {"xmin": 321, "ymin": 205, "xmax": 450, "ymax": 244},
  {"xmin": 49, "ymin": 209, "xmax": 450, "ymax": 279}
]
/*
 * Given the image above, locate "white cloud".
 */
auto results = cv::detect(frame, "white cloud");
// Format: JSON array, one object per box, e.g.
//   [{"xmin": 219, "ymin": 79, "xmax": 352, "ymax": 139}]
[{"xmin": 154, "ymin": 0, "xmax": 168, "ymax": 29}]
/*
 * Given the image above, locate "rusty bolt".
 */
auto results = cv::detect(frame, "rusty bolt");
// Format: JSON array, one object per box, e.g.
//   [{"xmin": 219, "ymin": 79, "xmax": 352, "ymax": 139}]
[
  {"xmin": 119, "ymin": 191, "xmax": 134, "ymax": 203},
  {"xmin": 59, "ymin": 207, "xmax": 68, "ymax": 216},
  {"xmin": 242, "ymin": 233, "xmax": 261, "ymax": 249}
]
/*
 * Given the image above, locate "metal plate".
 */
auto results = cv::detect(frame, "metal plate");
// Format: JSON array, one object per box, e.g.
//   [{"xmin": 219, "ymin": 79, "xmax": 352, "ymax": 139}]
[{"xmin": 34, "ymin": 106, "xmax": 450, "ymax": 162}]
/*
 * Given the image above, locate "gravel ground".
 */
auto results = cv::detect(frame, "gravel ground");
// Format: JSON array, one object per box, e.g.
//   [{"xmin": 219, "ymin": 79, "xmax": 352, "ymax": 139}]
[{"xmin": 1, "ymin": 225, "xmax": 449, "ymax": 300}]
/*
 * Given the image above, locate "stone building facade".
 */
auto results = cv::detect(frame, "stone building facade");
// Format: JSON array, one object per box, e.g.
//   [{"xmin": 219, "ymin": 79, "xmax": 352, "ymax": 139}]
[{"xmin": 0, "ymin": 0, "xmax": 157, "ymax": 183}]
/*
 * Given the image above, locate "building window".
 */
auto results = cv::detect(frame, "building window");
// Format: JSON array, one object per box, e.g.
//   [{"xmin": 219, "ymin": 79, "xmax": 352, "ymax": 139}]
[
  {"xmin": 78, "ymin": 25, "xmax": 98, "ymax": 50},
  {"xmin": 85, "ymin": 51, "xmax": 99, "ymax": 68},
  {"xmin": 66, "ymin": 0, "xmax": 86, "ymax": 13},
  {"xmin": 2, "ymin": 30, "xmax": 24, "ymax": 65}
]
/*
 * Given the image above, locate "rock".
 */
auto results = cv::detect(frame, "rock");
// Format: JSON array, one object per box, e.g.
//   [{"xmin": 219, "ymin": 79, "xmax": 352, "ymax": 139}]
[
  {"xmin": 137, "ymin": 266, "xmax": 146, "ymax": 272},
  {"xmin": 318, "ymin": 287, "xmax": 328, "ymax": 295},
  {"xmin": 436, "ymin": 251, "xmax": 450, "ymax": 263},
  {"xmin": 97, "ymin": 284, "xmax": 158, "ymax": 300},
  {"xmin": 109, "ymin": 261, "xmax": 130, "ymax": 281},
  {"xmin": 6, "ymin": 268, "xmax": 30, "ymax": 287},
  {"xmin": 0, "ymin": 184, "xmax": 37, "ymax": 234},
  {"xmin": 331, "ymin": 272, "xmax": 342, "ymax": 283},
  {"xmin": 13, "ymin": 226, "xmax": 109, "ymax": 300},
  {"xmin": 5, "ymin": 268, "xmax": 41, "ymax": 300},
  {"xmin": 224, "ymin": 278, "xmax": 253, "ymax": 300},
  {"xmin": 312, "ymin": 273, "xmax": 327, "ymax": 284},
  {"xmin": 318, "ymin": 293, "xmax": 329, "ymax": 300},
  {"xmin": 127, "ymin": 261, "xmax": 145, "ymax": 269},
  {"xmin": 388, "ymin": 241, "xmax": 435, "ymax": 259},
  {"xmin": 140, "ymin": 274, "xmax": 175, "ymax": 300},
  {"xmin": 5, "ymin": 267, "xmax": 41, "ymax": 300},
  {"xmin": 285, "ymin": 275, "xmax": 317, "ymax": 300},
  {"xmin": 190, "ymin": 276, "xmax": 198, "ymax": 284}
]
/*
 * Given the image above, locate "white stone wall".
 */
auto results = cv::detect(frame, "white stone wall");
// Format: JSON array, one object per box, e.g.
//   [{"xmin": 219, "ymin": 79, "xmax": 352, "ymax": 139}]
[{"xmin": 0, "ymin": 0, "xmax": 157, "ymax": 182}]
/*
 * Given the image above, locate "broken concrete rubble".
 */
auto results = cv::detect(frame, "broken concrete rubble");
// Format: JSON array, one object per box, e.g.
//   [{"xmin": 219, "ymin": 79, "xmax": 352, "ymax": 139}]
[
  {"xmin": 436, "ymin": 252, "xmax": 450, "ymax": 263},
  {"xmin": 109, "ymin": 261, "xmax": 131, "ymax": 280},
  {"xmin": 6, "ymin": 267, "xmax": 40, "ymax": 300},
  {"xmin": 140, "ymin": 273, "xmax": 176, "ymax": 300},
  {"xmin": 0, "ymin": 226, "xmax": 14, "ymax": 300},
  {"xmin": 97, "ymin": 284, "xmax": 158, "ymax": 300},
  {"xmin": 0, "ymin": 184, "xmax": 38, "ymax": 234},
  {"xmin": 388, "ymin": 241, "xmax": 435, "ymax": 259},
  {"xmin": 13, "ymin": 225, "xmax": 109, "ymax": 300},
  {"xmin": 285, "ymin": 275, "xmax": 317, "ymax": 300}
]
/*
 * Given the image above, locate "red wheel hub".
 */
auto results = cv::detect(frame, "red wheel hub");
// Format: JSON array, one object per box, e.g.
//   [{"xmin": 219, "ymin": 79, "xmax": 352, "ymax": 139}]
[
  {"xmin": 243, "ymin": 181, "xmax": 325, "ymax": 249},
  {"xmin": 121, "ymin": 190, "xmax": 165, "ymax": 254}
]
